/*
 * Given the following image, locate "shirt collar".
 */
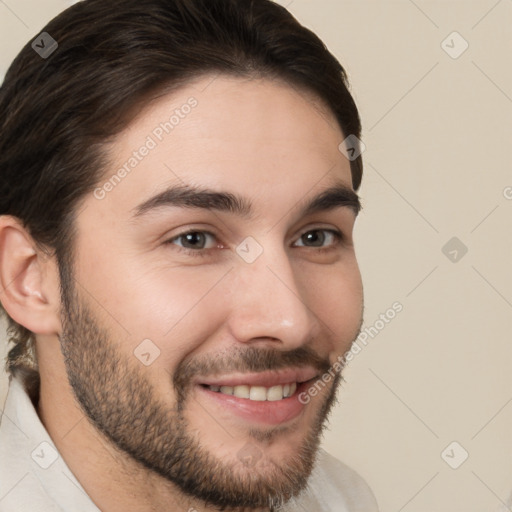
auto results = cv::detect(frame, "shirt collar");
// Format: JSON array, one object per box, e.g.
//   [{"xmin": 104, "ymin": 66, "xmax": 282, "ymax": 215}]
[{"xmin": 0, "ymin": 374, "xmax": 100, "ymax": 511}]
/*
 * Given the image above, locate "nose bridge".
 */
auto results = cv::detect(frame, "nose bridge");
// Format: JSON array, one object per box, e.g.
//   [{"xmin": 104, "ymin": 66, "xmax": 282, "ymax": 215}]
[{"xmin": 227, "ymin": 242, "xmax": 316, "ymax": 346}]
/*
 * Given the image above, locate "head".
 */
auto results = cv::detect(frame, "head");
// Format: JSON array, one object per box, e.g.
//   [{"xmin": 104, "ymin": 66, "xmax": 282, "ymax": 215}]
[{"xmin": 0, "ymin": 0, "xmax": 364, "ymax": 509}]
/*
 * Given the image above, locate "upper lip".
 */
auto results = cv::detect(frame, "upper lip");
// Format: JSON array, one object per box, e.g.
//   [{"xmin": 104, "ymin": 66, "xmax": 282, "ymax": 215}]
[{"xmin": 196, "ymin": 367, "xmax": 320, "ymax": 388}]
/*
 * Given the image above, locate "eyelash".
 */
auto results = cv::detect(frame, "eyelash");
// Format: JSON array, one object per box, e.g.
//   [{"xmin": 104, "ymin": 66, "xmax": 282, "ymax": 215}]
[{"xmin": 165, "ymin": 228, "xmax": 345, "ymax": 257}]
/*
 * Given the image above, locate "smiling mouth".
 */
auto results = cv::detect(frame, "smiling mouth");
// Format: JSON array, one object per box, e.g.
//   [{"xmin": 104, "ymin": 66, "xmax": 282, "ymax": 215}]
[
  {"xmin": 196, "ymin": 372, "xmax": 321, "ymax": 425},
  {"xmin": 202, "ymin": 382, "xmax": 298, "ymax": 401}
]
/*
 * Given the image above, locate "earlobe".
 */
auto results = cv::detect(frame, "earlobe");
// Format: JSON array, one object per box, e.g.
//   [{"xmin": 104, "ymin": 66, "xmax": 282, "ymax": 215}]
[{"xmin": 0, "ymin": 216, "xmax": 61, "ymax": 335}]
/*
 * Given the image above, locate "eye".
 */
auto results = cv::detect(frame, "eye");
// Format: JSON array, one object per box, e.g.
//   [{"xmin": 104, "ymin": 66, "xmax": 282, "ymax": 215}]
[
  {"xmin": 168, "ymin": 230, "xmax": 218, "ymax": 250},
  {"xmin": 165, "ymin": 228, "xmax": 343, "ymax": 257},
  {"xmin": 293, "ymin": 229, "xmax": 342, "ymax": 248}
]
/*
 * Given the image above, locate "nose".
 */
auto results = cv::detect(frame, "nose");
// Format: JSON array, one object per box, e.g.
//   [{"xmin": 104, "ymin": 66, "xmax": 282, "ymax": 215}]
[{"xmin": 226, "ymin": 243, "xmax": 319, "ymax": 350}]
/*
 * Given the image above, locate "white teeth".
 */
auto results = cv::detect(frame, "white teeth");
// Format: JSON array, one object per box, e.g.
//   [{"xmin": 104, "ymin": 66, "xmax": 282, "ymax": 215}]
[
  {"xmin": 233, "ymin": 385, "xmax": 250, "ymax": 399},
  {"xmin": 267, "ymin": 385, "xmax": 284, "ymax": 401},
  {"xmin": 208, "ymin": 383, "xmax": 298, "ymax": 401},
  {"xmin": 249, "ymin": 386, "xmax": 268, "ymax": 401}
]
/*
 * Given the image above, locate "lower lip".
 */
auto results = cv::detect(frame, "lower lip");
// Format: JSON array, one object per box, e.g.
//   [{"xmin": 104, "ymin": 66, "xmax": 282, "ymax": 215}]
[{"xmin": 196, "ymin": 381, "xmax": 312, "ymax": 426}]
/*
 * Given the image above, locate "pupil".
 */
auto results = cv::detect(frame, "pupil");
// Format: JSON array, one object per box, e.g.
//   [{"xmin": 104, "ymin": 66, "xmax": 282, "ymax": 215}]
[
  {"xmin": 304, "ymin": 231, "xmax": 324, "ymax": 247},
  {"xmin": 184, "ymin": 232, "xmax": 204, "ymax": 248}
]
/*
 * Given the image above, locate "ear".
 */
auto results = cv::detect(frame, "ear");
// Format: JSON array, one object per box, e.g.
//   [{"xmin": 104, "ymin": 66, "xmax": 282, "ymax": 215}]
[{"xmin": 0, "ymin": 216, "xmax": 61, "ymax": 335}]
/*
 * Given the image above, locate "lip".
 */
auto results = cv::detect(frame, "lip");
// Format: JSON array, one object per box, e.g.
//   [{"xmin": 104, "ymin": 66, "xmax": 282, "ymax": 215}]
[
  {"xmin": 195, "ymin": 374, "xmax": 320, "ymax": 426},
  {"xmin": 195, "ymin": 367, "xmax": 320, "ymax": 388}
]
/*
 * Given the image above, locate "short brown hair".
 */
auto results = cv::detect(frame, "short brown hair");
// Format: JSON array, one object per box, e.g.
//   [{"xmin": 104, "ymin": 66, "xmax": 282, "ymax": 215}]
[{"xmin": 0, "ymin": 0, "xmax": 363, "ymax": 378}]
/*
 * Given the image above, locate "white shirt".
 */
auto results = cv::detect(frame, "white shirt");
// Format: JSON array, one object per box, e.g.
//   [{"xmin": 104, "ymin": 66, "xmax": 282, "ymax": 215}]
[{"xmin": 0, "ymin": 375, "xmax": 379, "ymax": 511}]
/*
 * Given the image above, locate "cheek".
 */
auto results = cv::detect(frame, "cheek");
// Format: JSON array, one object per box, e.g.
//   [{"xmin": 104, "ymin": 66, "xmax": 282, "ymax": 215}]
[
  {"xmin": 131, "ymin": 266, "xmax": 229, "ymax": 332},
  {"xmin": 75, "ymin": 231, "xmax": 222, "ymax": 321},
  {"xmin": 302, "ymin": 259, "xmax": 363, "ymax": 350},
  {"xmin": 81, "ymin": 258, "xmax": 230, "ymax": 364}
]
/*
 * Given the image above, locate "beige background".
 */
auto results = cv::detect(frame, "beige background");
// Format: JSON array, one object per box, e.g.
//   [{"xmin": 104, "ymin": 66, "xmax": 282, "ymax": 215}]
[{"xmin": 1, "ymin": 1, "xmax": 511, "ymax": 511}]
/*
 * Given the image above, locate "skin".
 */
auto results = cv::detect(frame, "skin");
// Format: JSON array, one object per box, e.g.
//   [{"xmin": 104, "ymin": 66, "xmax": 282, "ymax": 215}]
[{"xmin": 0, "ymin": 74, "xmax": 363, "ymax": 511}]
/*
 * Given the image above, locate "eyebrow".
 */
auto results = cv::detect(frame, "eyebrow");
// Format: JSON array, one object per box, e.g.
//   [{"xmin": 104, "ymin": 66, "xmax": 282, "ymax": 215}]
[{"xmin": 132, "ymin": 182, "xmax": 361, "ymax": 219}]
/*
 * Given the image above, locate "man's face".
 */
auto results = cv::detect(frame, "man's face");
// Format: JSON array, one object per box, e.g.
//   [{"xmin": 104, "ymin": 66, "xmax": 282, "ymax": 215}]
[{"xmin": 59, "ymin": 75, "xmax": 363, "ymax": 509}]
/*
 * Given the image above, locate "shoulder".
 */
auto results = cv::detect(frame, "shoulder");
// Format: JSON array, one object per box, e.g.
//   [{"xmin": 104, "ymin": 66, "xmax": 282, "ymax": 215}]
[
  {"xmin": 287, "ymin": 448, "xmax": 379, "ymax": 511},
  {"xmin": 313, "ymin": 449, "xmax": 379, "ymax": 511}
]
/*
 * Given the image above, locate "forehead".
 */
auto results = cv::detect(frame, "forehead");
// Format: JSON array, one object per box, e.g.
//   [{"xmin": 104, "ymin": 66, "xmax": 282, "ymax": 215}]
[{"xmin": 93, "ymin": 74, "xmax": 352, "ymax": 218}]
